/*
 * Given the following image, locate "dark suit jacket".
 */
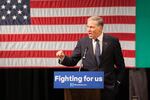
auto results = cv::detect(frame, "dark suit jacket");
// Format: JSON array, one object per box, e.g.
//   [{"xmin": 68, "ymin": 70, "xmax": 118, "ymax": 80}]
[{"xmin": 60, "ymin": 33, "xmax": 125, "ymax": 89}]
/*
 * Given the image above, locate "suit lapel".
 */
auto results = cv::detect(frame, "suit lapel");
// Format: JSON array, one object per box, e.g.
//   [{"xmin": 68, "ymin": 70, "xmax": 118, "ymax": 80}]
[
  {"xmin": 101, "ymin": 34, "xmax": 110, "ymax": 57},
  {"xmin": 86, "ymin": 35, "xmax": 110, "ymax": 66}
]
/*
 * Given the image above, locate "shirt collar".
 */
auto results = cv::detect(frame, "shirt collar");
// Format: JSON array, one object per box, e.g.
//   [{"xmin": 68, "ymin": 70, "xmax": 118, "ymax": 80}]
[
  {"xmin": 93, "ymin": 32, "xmax": 103, "ymax": 42},
  {"xmin": 97, "ymin": 32, "xmax": 103, "ymax": 42}
]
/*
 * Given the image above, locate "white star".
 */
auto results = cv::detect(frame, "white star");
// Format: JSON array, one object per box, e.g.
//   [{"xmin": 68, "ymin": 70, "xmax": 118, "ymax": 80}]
[
  {"xmin": 1, "ymin": 16, "xmax": 6, "ymax": 20},
  {"xmin": 18, "ymin": 0, "xmax": 22, "ymax": 3},
  {"xmin": 18, "ymin": 10, "xmax": 22, "ymax": 14},
  {"xmin": 12, "ymin": 5, "xmax": 16, "ymax": 9},
  {"xmin": 7, "ymin": 10, "xmax": 11, "ymax": 14},
  {"xmin": 12, "ymin": 15, "xmax": 17, "ymax": 20},
  {"xmin": 23, "ymin": 15, "xmax": 28, "ymax": 19},
  {"xmin": 1, "ymin": 5, "xmax": 5, "ymax": 9},
  {"xmin": 7, "ymin": 0, "xmax": 11, "ymax": 4},
  {"xmin": 23, "ymin": 5, "xmax": 27, "ymax": 9}
]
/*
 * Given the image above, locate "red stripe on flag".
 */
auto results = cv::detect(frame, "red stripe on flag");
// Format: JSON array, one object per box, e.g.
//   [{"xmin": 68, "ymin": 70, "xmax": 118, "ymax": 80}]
[
  {"xmin": 0, "ymin": 34, "xmax": 87, "ymax": 41},
  {"xmin": 0, "ymin": 33, "xmax": 134, "ymax": 42},
  {"xmin": 0, "ymin": 50, "xmax": 72, "ymax": 58},
  {"xmin": 31, "ymin": 16, "xmax": 135, "ymax": 25},
  {"xmin": 0, "ymin": 66, "xmax": 134, "ymax": 68},
  {"xmin": 54, "ymin": 66, "xmax": 136, "ymax": 69},
  {"xmin": 122, "ymin": 50, "xmax": 135, "ymax": 58},
  {"xmin": 30, "ymin": 0, "xmax": 136, "ymax": 8},
  {"xmin": 0, "ymin": 66, "xmax": 79, "ymax": 69},
  {"xmin": 0, "ymin": 50, "xmax": 135, "ymax": 58},
  {"xmin": 108, "ymin": 33, "xmax": 135, "ymax": 41}
]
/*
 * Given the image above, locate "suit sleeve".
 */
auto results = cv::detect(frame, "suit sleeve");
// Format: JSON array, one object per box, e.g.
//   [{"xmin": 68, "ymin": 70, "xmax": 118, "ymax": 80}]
[
  {"xmin": 60, "ymin": 40, "xmax": 82, "ymax": 66},
  {"xmin": 113, "ymin": 38, "xmax": 125, "ymax": 84}
]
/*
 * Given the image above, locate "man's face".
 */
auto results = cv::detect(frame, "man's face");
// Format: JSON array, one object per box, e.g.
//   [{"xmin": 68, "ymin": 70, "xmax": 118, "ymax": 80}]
[{"xmin": 86, "ymin": 20, "xmax": 103, "ymax": 39}]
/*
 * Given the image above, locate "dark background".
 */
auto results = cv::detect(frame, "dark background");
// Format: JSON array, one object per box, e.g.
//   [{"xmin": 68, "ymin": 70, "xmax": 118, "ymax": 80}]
[{"xmin": 0, "ymin": 68, "xmax": 130, "ymax": 100}]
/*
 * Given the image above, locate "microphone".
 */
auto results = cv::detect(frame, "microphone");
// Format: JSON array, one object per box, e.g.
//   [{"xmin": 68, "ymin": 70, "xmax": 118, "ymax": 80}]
[
  {"xmin": 82, "ymin": 47, "xmax": 88, "ymax": 59},
  {"xmin": 79, "ymin": 47, "xmax": 88, "ymax": 71}
]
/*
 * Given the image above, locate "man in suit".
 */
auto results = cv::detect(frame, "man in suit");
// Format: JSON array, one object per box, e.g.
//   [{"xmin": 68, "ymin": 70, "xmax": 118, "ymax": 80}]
[{"xmin": 56, "ymin": 16, "xmax": 125, "ymax": 100}]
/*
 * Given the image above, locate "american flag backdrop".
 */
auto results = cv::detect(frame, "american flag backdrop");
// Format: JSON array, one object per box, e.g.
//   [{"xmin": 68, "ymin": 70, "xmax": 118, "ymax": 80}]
[{"xmin": 0, "ymin": 0, "xmax": 135, "ymax": 68}]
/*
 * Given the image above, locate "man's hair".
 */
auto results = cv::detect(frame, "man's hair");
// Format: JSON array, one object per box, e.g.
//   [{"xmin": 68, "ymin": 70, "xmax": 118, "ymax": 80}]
[{"xmin": 88, "ymin": 16, "xmax": 104, "ymax": 26}]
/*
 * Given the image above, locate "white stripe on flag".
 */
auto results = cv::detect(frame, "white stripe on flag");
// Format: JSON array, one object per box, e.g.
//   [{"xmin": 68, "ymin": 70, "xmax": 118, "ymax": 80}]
[
  {"xmin": 120, "ymin": 41, "xmax": 135, "ymax": 50},
  {"xmin": 124, "ymin": 57, "xmax": 135, "ymax": 67},
  {"xmin": 31, "ymin": 7, "xmax": 136, "ymax": 17},
  {"xmin": 0, "ymin": 58, "xmax": 134, "ymax": 67},
  {"xmin": 0, "ymin": 58, "xmax": 61, "ymax": 67},
  {"xmin": 0, "ymin": 24, "xmax": 135, "ymax": 34},
  {"xmin": 0, "ymin": 41, "xmax": 135, "ymax": 50}
]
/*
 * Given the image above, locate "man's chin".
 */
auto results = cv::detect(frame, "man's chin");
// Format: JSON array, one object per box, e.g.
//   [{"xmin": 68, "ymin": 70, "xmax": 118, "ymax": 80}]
[{"xmin": 88, "ymin": 35, "xmax": 93, "ymax": 39}]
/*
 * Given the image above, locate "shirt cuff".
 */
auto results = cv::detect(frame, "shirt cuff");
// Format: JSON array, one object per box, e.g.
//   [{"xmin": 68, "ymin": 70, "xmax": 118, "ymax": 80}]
[{"xmin": 59, "ymin": 56, "xmax": 65, "ymax": 63}]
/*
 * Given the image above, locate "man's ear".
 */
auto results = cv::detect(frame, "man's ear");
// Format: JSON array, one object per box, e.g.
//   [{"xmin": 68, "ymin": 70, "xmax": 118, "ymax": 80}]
[{"xmin": 99, "ymin": 25, "xmax": 103, "ymax": 30}]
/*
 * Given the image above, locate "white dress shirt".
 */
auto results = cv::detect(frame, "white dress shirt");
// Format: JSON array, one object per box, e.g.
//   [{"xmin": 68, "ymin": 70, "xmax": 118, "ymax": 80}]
[{"xmin": 92, "ymin": 32, "xmax": 103, "ymax": 55}]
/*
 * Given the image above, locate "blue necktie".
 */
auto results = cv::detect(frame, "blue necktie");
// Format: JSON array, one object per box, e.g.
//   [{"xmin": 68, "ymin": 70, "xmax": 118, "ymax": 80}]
[{"xmin": 95, "ymin": 39, "xmax": 101, "ymax": 66}]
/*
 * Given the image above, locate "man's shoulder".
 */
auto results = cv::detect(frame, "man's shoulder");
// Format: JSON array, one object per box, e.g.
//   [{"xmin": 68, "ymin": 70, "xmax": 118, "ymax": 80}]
[
  {"xmin": 76, "ymin": 36, "xmax": 90, "ymax": 47},
  {"xmin": 78, "ymin": 36, "xmax": 90, "ymax": 42},
  {"xmin": 104, "ymin": 33, "xmax": 119, "ymax": 41}
]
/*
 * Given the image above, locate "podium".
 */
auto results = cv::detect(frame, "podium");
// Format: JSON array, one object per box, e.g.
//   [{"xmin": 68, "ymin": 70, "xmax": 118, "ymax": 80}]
[
  {"xmin": 64, "ymin": 89, "xmax": 101, "ymax": 100},
  {"xmin": 54, "ymin": 71, "xmax": 104, "ymax": 100}
]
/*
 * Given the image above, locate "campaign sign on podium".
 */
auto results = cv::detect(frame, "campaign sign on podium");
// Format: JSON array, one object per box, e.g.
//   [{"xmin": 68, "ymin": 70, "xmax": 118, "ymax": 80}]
[{"xmin": 54, "ymin": 71, "xmax": 104, "ymax": 89}]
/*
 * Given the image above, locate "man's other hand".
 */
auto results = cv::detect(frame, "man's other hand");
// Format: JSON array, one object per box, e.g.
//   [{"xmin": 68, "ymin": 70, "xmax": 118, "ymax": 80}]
[{"xmin": 56, "ymin": 50, "xmax": 65, "ymax": 59}]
